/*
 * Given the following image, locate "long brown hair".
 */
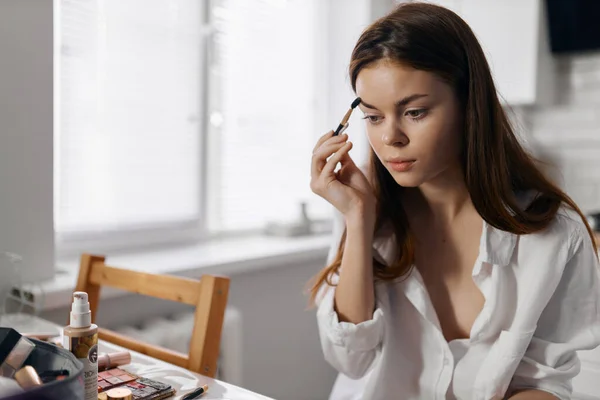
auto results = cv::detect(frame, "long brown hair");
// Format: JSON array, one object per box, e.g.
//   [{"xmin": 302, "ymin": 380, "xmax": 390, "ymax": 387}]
[{"xmin": 308, "ymin": 2, "xmax": 597, "ymax": 304}]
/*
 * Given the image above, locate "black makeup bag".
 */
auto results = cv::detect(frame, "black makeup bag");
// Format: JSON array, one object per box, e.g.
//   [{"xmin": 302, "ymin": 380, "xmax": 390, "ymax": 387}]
[{"xmin": 1, "ymin": 334, "xmax": 84, "ymax": 400}]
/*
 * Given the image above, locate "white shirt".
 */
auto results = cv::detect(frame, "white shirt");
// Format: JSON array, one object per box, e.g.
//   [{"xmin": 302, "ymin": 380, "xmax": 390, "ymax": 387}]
[{"xmin": 317, "ymin": 206, "xmax": 600, "ymax": 400}]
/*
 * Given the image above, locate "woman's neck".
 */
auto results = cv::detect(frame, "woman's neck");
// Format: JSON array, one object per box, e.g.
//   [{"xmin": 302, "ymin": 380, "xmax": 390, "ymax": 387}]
[{"xmin": 403, "ymin": 165, "xmax": 474, "ymax": 226}]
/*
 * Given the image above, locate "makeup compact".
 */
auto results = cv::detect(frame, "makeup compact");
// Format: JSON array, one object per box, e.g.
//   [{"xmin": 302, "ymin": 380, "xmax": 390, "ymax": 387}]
[
  {"xmin": 121, "ymin": 377, "xmax": 175, "ymax": 400},
  {"xmin": 98, "ymin": 367, "xmax": 138, "ymax": 392},
  {"xmin": 97, "ymin": 368, "xmax": 175, "ymax": 399},
  {"xmin": 0, "ymin": 328, "xmax": 35, "ymax": 378}
]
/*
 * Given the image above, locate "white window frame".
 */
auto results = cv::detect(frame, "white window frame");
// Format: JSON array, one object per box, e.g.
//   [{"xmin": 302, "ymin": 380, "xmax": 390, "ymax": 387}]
[
  {"xmin": 54, "ymin": 0, "xmax": 333, "ymax": 257},
  {"xmin": 54, "ymin": 0, "xmax": 211, "ymax": 256}
]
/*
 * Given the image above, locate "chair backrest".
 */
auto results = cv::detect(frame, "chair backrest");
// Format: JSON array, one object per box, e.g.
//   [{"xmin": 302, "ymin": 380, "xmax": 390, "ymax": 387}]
[{"xmin": 73, "ymin": 253, "xmax": 230, "ymax": 377}]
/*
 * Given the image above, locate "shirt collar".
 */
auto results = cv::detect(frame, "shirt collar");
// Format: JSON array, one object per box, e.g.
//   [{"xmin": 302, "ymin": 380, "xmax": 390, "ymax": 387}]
[
  {"xmin": 480, "ymin": 190, "xmax": 539, "ymax": 266},
  {"xmin": 478, "ymin": 220, "xmax": 517, "ymax": 266}
]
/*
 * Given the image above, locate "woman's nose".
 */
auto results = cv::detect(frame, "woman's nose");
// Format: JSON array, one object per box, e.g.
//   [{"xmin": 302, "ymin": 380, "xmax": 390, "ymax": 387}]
[{"xmin": 382, "ymin": 122, "xmax": 408, "ymax": 147}]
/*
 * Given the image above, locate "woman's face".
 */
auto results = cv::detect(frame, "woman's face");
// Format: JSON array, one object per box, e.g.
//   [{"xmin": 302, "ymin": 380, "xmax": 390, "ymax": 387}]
[{"xmin": 355, "ymin": 60, "xmax": 463, "ymax": 188}]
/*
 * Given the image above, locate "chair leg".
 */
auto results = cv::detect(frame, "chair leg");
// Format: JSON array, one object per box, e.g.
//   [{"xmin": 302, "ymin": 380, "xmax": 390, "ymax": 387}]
[{"xmin": 188, "ymin": 275, "xmax": 230, "ymax": 376}]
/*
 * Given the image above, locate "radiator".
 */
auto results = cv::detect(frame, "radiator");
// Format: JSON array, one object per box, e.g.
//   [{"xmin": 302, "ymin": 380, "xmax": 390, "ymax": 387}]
[{"xmin": 113, "ymin": 307, "xmax": 243, "ymax": 386}]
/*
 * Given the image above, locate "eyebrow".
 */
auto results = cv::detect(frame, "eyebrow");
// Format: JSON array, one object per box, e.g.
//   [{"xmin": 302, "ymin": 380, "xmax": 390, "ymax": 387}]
[{"xmin": 360, "ymin": 94, "xmax": 428, "ymax": 111}]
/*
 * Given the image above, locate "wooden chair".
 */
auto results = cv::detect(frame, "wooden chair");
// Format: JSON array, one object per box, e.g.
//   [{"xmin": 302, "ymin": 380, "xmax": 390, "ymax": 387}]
[{"xmin": 73, "ymin": 253, "xmax": 230, "ymax": 377}]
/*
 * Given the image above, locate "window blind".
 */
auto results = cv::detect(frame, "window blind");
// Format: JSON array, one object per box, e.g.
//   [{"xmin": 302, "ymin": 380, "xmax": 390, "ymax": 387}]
[
  {"xmin": 55, "ymin": 0, "xmax": 204, "ymax": 235},
  {"xmin": 208, "ymin": 0, "xmax": 331, "ymax": 232}
]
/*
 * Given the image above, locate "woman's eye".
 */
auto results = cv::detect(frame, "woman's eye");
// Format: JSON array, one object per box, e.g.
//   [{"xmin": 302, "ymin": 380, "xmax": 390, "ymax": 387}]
[
  {"xmin": 405, "ymin": 109, "xmax": 427, "ymax": 120},
  {"xmin": 362, "ymin": 115, "xmax": 382, "ymax": 124}
]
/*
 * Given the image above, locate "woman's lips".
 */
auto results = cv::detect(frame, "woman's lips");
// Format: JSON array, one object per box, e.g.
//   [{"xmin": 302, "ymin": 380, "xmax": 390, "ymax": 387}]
[{"xmin": 388, "ymin": 160, "xmax": 415, "ymax": 172}]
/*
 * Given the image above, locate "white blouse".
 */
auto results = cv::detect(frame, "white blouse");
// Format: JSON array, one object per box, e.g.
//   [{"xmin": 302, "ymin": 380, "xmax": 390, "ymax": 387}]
[{"xmin": 317, "ymin": 206, "xmax": 600, "ymax": 400}]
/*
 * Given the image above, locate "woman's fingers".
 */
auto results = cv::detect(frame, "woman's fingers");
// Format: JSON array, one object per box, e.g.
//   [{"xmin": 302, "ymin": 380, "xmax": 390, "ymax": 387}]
[
  {"xmin": 312, "ymin": 131, "xmax": 348, "ymax": 153},
  {"xmin": 311, "ymin": 134, "xmax": 348, "ymax": 176},
  {"xmin": 321, "ymin": 141, "xmax": 353, "ymax": 176},
  {"xmin": 312, "ymin": 130, "xmax": 334, "ymax": 154}
]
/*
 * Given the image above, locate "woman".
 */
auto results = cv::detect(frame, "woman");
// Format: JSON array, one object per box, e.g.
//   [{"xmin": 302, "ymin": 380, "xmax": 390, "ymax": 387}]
[{"xmin": 309, "ymin": 2, "xmax": 600, "ymax": 400}]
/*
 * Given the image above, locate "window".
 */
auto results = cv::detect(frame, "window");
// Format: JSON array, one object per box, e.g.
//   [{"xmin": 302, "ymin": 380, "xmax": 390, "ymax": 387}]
[
  {"xmin": 55, "ymin": 0, "xmax": 204, "ymax": 241},
  {"xmin": 55, "ymin": 0, "xmax": 331, "ymax": 250},
  {"xmin": 206, "ymin": 0, "xmax": 329, "ymax": 232}
]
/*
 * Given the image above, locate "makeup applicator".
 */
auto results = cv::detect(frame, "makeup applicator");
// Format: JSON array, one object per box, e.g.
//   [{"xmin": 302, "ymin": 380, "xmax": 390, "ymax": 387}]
[{"xmin": 333, "ymin": 97, "xmax": 361, "ymax": 136}]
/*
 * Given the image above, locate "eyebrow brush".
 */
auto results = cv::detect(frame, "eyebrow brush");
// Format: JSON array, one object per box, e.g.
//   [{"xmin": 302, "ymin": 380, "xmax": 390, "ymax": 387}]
[{"xmin": 333, "ymin": 97, "xmax": 362, "ymax": 136}]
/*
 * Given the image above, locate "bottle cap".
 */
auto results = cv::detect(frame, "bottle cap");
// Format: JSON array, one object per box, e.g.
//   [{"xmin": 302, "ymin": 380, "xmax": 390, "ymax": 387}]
[{"xmin": 70, "ymin": 291, "xmax": 92, "ymax": 328}]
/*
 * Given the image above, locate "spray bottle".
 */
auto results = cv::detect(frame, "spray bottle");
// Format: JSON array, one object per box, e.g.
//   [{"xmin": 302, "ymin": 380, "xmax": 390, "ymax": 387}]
[{"xmin": 63, "ymin": 291, "xmax": 98, "ymax": 400}]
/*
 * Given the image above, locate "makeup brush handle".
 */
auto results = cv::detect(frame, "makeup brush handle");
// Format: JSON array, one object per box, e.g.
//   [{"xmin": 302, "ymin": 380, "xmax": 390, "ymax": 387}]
[
  {"xmin": 333, "ymin": 123, "xmax": 345, "ymax": 136},
  {"xmin": 337, "ymin": 123, "xmax": 349, "ymax": 136}
]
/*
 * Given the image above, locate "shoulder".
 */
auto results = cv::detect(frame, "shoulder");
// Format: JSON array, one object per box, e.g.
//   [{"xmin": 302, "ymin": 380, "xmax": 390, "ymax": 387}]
[
  {"xmin": 549, "ymin": 205, "xmax": 590, "ymax": 258},
  {"xmin": 513, "ymin": 204, "xmax": 595, "ymax": 287},
  {"xmin": 507, "ymin": 204, "xmax": 598, "ymax": 332},
  {"xmin": 517, "ymin": 193, "xmax": 589, "ymax": 255}
]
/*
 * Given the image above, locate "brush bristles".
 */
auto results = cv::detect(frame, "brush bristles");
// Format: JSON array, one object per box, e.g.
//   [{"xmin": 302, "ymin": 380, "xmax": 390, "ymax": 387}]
[
  {"xmin": 341, "ymin": 97, "xmax": 361, "ymax": 124},
  {"xmin": 334, "ymin": 97, "xmax": 362, "ymax": 135}
]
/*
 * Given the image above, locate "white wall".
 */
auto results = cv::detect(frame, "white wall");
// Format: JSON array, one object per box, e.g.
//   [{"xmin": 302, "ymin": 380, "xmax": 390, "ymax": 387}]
[
  {"xmin": 0, "ymin": 0, "xmax": 55, "ymax": 283},
  {"xmin": 521, "ymin": 51, "xmax": 600, "ymax": 399},
  {"xmin": 526, "ymin": 51, "xmax": 600, "ymax": 213}
]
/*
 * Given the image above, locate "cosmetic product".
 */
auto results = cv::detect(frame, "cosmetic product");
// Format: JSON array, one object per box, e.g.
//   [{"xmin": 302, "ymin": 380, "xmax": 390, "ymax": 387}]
[
  {"xmin": 97, "ymin": 367, "xmax": 138, "ymax": 392},
  {"xmin": 181, "ymin": 384, "xmax": 209, "ymax": 399},
  {"xmin": 333, "ymin": 97, "xmax": 361, "ymax": 136},
  {"xmin": 14, "ymin": 365, "xmax": 42, "ymax": 389},
  {"xmin": 98, "ymin": 351, "xmax": 131, "ymax": 371},
  {"xmin": 0, "ymin": 328, "xmax": 35, "ymax": 378},
  {"xmin": 105, "ymin": 387, "xmax": 133, "ymax": 400},
  {"xmin": 123, "ymin": 377, "xmax": 175, "ymax": 400},
  {"xmin": 63, "ymin": 291, "xmax": 99, "ymax": 400}
]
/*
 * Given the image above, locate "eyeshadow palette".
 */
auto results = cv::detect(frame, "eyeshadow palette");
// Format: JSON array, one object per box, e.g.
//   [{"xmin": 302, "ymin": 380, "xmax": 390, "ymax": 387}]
[
  {"xmin": 97, "ymin": 367, "xmax": 139, "ymax": 392},
  {"xmin": 121, "ymin": 377, "xmax": 175, "ymax": 400}
]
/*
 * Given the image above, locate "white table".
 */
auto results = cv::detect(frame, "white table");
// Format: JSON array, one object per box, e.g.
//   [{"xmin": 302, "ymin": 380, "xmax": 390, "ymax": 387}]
[{"xmin": 0, "ymin": 314, "xmax": 274, "ymax": 400}]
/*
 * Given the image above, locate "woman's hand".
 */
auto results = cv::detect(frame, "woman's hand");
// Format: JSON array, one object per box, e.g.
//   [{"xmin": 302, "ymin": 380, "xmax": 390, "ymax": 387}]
[{"xmin": 310, "ymin": 130, "xmax": 376, "ymax": 221}]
